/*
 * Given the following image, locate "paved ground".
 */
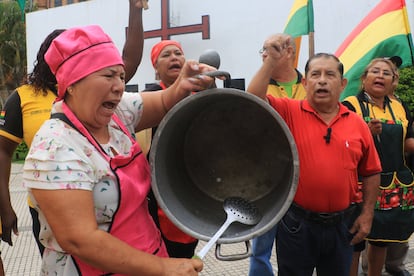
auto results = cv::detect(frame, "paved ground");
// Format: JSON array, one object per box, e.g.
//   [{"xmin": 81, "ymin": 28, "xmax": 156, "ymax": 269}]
[{"xmin": 2, "ymin": 162, "xmax": 414, "ymax": 275}]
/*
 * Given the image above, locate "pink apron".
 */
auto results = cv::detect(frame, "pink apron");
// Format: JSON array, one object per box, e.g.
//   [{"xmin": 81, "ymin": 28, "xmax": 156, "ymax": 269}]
[{"xmin": 57, "ymin": 103, "xmax": 168, "ymax": 275}]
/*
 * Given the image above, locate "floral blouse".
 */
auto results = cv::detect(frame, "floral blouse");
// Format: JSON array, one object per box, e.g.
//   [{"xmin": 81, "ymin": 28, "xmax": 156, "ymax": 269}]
[{"xmin": 23, "ymin": 92, "xmax": 143, "ymax": 275}]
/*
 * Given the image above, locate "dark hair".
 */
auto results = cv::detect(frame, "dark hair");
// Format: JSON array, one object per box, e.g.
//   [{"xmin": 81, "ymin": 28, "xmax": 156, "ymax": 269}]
[
  {"xmin": 27, "ymin": 29, "xmax": 66, "ymax": 96},
  {"xmin": 304, "ymin": 53, "xmax": 344, "ymax": 78}
]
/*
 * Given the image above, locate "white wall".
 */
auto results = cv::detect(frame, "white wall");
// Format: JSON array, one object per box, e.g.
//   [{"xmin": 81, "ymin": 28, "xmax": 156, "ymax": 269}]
[{"xmin": 26, "ymin": 0, "xmax": 414, "ymax": 90}]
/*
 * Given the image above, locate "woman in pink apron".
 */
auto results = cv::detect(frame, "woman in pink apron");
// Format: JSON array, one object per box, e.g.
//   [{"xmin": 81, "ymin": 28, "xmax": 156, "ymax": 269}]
[{"xmin": 23, "ymin": 24, "xmax": 214, "ymax": 276}]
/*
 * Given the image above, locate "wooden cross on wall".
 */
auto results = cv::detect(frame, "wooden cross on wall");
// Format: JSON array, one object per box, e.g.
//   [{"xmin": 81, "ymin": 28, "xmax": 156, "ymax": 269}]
[{"xmin": 144, "ymin": 0, "xmax": 210, "ymax": 40}]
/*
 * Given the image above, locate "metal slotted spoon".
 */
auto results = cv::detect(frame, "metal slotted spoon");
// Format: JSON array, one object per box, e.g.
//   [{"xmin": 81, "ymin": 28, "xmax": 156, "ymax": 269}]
[{"xmin": 195, "ymin": 197, "xmax": 262, "ymax": 259}]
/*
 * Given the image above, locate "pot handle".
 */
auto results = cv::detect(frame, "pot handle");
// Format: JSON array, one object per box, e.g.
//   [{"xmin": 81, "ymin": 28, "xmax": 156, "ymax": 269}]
[
  {"xmin": 214, "ymin": 240, "xmax": 252, "ymax": 261},
  {"xmin": 201, "ymin": 70, "xmax": 231, "ymax": 80}
]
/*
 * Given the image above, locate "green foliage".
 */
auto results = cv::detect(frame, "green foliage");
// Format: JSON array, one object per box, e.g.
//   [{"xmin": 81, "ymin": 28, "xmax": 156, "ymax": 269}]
[
  {"xmin": 395, "ymin": 66, "xmax": 414, "ymax": 117},
  {"xmin": 0, "ymin": 1, "xmax": 27, "ymax": 93},
  {"xmin": 12, "ymin": 141, "xmax": 28, "ymax": 161}
]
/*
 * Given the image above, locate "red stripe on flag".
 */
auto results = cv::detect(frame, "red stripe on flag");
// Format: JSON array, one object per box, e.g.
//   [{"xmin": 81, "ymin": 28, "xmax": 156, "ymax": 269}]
[{"xmin": 335, "ymin": 0, "xmax": 405, "ymax": 56}]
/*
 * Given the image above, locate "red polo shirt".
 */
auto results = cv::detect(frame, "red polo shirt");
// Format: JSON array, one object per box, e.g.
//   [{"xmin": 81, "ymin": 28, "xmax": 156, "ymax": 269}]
[{"xmin": 267, "ymin": 96, "xmax": 381, "ymax": 213}]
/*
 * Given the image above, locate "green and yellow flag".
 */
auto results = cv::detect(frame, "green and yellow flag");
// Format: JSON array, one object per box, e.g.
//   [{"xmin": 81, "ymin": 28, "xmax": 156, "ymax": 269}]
[
  {"xmin": 283, "ymin": 0, "xmax": 314, "ymax": 37},
  {"xmin": 283, "ymin": 0, "xmax": 314, "ymax": 66},
  {"xmin": 335, "ymin": 0, "xmax": 414, "ymax": 100}
]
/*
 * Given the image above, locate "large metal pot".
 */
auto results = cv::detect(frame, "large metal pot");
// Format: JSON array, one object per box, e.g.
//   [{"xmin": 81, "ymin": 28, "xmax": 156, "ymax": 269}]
[{"xmin": 149, "ymin": 88, "xmax": 298, "ymax": 258}]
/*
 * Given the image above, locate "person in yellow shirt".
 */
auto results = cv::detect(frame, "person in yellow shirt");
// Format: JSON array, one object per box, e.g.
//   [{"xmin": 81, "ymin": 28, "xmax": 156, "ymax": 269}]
[
  {"xmin": 343, "ymin": 57, "xmax": 414, "ymax": 276},
  {"xmin": 351, "ymin": 56, "xmax": 413, "ymax": 276}
]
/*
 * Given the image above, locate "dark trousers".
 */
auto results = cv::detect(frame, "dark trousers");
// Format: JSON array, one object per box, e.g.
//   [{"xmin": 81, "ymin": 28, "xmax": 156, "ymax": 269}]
[
  {"xmin": 29, "ymin": 206, "xmax": 44, "ymax": 256},
  {"xmin": 276, "ymin": 206, "xmax": 355, "ymax": 276}
]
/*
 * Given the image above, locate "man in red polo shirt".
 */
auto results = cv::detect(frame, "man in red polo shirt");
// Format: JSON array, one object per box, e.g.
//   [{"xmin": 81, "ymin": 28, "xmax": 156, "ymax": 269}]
[{"xmin": 248, "ymin": 53, "xmax": 381, "ymax": 276}]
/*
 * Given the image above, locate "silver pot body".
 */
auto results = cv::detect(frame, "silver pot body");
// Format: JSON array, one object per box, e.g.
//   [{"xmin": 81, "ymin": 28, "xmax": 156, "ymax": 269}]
[{"xmin": 149, "ymin": 88, "xmax": 299, "ymax": 244}]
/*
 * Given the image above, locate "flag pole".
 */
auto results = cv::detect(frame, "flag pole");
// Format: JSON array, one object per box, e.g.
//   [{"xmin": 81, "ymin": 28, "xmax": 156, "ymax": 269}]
[
  {"xmin": 293, "ymin": 37, "xmax": 301, "ymax": 68},
  {"xmin": 308, "ymin": 31, "xmax": 315, "ymax": 58}
]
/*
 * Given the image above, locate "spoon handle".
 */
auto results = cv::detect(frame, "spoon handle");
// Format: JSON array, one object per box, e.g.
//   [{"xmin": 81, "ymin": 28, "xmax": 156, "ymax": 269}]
[{"xmin": 195, "ymin": 216, "xmax": 233, "ymax": 259}]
